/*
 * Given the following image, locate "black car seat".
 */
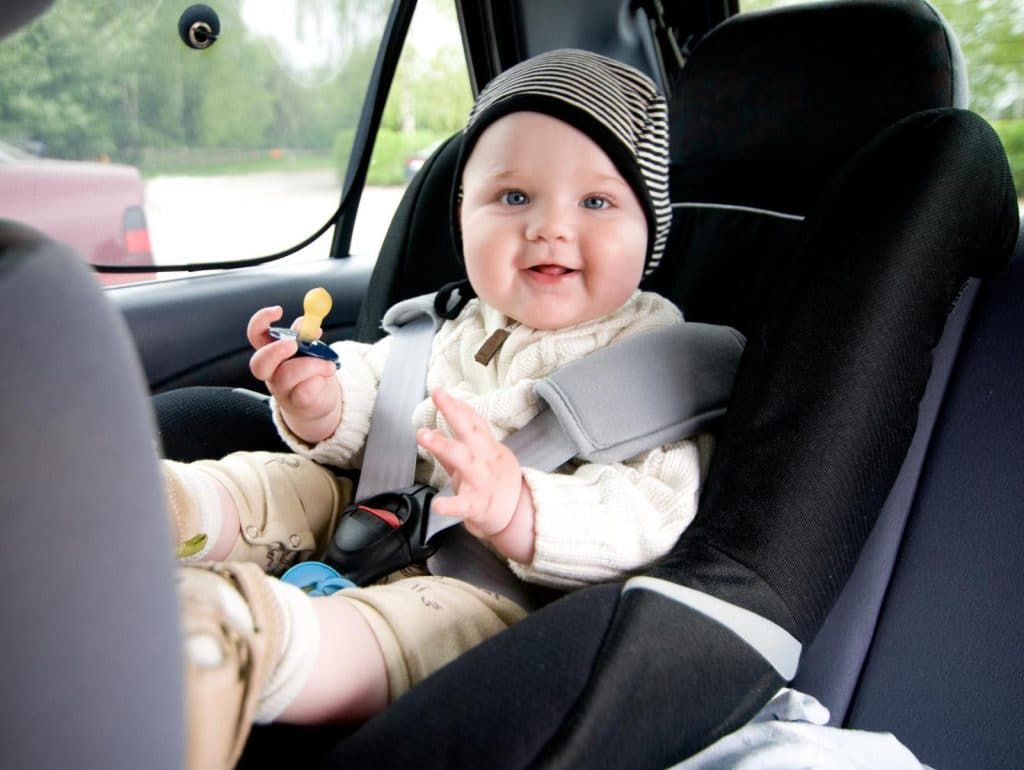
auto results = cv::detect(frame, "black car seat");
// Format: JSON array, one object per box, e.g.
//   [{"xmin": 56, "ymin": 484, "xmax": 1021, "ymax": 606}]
[
  {"xmin": 11, "ymin": 1, "xmax": 1008, "ymax": 769},
  {"xmin": 240, "ymin": 2, "xmax": 1017, "ymax": 769}
]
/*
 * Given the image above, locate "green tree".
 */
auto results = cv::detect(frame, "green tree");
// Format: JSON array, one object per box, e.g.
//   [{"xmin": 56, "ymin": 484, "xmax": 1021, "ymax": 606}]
[
  {"xmin": 931, "ymin": 0, "xmax": 1024, "ymax": 118},
  {"xmin": 0, "ymin": 2, "xmax": 133, "ymax": 159}
]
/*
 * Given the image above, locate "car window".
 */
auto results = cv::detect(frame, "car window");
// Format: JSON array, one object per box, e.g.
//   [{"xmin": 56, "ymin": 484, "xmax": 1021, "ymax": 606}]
[
  {"xmin": 349, "ymin": 1, "xmax": 471, "ymax": 257},
  {"xmin": 738, "ymin": 0, "xmax": 1024, "ymax": 204},
  {"xmin": 0, "ymin": 0, "xmax": 469, "ymax": 286}
]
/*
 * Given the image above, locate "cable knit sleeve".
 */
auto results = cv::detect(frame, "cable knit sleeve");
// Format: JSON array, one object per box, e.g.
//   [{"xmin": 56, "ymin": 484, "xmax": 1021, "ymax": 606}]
[
  {"xmin": 509, "ymin": 432, "xmax": 715, "ymax": 589},
  {"xmin": 271, "ymin": 335, "xmax": 392, "ymax": 468}
]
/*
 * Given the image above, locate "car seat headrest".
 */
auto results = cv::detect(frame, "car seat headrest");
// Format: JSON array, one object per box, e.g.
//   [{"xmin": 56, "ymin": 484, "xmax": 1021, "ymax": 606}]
[
  {"xmin": 356, "ymin": 134, "xmax": 466, "ymax": 341},
  {"xmin": 671, "ymin": 0, "xmax": 967, "ymax": 216},
  {"xmin": 1, "ymin": 0, "xmax": 53, "ymax": 39}
]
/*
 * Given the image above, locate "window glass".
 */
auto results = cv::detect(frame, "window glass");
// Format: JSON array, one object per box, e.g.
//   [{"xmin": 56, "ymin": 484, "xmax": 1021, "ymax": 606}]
[
  {"xmin": 0, "ymin": 0, "xmax": 391, "ymax": 285},
  {"xmin": 738, "ymin": 0, "xmax": 1024, "ymax": 202},
  {"xmin": 349, "ymin": 0, "xmax": 472, "ymax": 258}
]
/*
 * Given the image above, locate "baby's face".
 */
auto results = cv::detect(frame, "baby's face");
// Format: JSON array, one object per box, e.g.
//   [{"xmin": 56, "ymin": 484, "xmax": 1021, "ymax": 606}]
[{"xmin": 459, "ymin": 111, "xmax": 647, "ymax": 330}]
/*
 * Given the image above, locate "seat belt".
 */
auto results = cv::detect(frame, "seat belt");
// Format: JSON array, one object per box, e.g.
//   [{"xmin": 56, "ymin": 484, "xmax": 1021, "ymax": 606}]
[{"xmin": 344, "ymin": 293, "xmax": 744, "ymax": 606}]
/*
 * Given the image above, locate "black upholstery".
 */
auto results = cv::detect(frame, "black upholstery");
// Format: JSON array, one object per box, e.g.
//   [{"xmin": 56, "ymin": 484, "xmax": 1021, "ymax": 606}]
[
  {"xmin": 144, "ymin": 1, "xmax": 1019, "ymax": 767},
  {"xmin": 154, "ymin": 386, "xmax": 289, "ymax": 462},
  {"xmin": 647, "ymin": 0, "xmax": 967, "ymax": 335},
  {"xmin": 231, "ymin": 3, "xmax": 1021, "ymax": 769},
  {"xmin": 313, "ymin": 107, "xmax": 1015, "ymax": 770},
  {"xmin": 355, "ymin": 133, "xmax": 465, "ymax": 343},
  {"xmin": 0, "ymin": 0, "xmax": 52, "ymax": 39},
  {"xmin": 667, "ymin": 0, "xmax": 966, "ymax": 214},
  {"xmin": 0, "ymin": 223, "xmax": 185, "ymax": 770}
]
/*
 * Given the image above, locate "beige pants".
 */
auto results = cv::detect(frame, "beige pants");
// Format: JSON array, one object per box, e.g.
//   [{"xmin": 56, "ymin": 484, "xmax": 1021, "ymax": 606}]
[
  {"xmin": 189, "ymin": 451, "xmax": 528, "ymax": 701},
  {"xmin": 343, "ymin": 574, "xmax": 527, "ymax": 701}
]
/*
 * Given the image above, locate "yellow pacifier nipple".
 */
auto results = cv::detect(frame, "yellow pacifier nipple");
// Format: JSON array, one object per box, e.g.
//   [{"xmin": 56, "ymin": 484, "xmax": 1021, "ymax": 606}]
[{"xmin": 298, "ymin": 287, "xmax": 332, "ymax": 342}]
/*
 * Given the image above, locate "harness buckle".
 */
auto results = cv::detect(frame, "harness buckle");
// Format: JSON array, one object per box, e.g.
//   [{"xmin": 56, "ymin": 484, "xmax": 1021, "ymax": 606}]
[{"xmin": 323, "ymin": 483, "xmax": 437, "ymax": 586}]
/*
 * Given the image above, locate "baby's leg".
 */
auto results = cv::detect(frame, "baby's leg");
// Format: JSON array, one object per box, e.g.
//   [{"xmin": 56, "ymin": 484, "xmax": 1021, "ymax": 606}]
[
  {"xmin": 164, "ymin": 451, "xmax": 351, "ymax": 573},
  {"xmin": 180, "ymin": 562, "xmax": 387, "ymax": 770},
  {"xmin": 180, "ymin": 567, "xmax": 526, "ymax": 769},
  {"xmin": 288, "ymin": 576, "xmax": 529, "ymax": 709}
]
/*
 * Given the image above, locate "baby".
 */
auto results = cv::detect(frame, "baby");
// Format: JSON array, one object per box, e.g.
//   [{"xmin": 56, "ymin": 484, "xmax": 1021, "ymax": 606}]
[{"xmin": 170, "ymin": 49, "xmax": 712, "ymax": 770}]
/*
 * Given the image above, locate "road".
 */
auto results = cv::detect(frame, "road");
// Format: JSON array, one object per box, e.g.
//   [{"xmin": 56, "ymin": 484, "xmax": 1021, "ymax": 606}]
[{"xmin": 145, "ymin": 170, "xmax": 406, "ymax": 272}]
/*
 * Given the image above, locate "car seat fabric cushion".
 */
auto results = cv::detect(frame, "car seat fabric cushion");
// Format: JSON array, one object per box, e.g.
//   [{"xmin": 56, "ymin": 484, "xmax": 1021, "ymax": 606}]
[
  {"xmin": 518, "ymin": 108, "xmax": 1018, "ymax": 770},
  {"xmin": 668, "ymin": 0, "xmax": 967, "ymax": 216},
  {"xmin": 355, "ymin": 134, "xmax": 465, "ymax": 343},
  {"xmin": 303, "ymin": 109, "xmax": 1017, "ymax": 770},
  {"xmin": 0, "ymin": 223, "xmax": 185, "ymax": 770}
]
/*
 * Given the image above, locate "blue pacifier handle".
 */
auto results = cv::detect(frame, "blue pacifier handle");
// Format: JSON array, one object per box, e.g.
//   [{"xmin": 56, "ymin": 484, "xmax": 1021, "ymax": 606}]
[{"xmin": 268, "ymin": 327, "xmax": 339, "ymax": 365}]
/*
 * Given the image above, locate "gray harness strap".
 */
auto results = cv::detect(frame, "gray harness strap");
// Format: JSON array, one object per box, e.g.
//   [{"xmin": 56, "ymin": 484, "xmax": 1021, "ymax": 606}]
[
  {"xmin": 354, "ymin": 295, "xmax": 442, "ymax": 501},
  {"xmin": 356, "ymin": 293, "xmax": 744, "ymax": 606}
]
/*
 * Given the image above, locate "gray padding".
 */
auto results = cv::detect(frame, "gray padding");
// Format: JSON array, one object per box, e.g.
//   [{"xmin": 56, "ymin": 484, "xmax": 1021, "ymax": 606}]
[
  {"xmin": 426, "ymin": 322, "xmax": 743, "ymax": 603},
  {"xmin": 0, "ymin": 225, "xmax": 184, "ymax": 770},
  {"xmin": 535, "ymin": 323, "xmax": 745, "ymax": 463},
  {"xmin": 380, "ymin": 292, "xmax": 444, "ymax": 333}
]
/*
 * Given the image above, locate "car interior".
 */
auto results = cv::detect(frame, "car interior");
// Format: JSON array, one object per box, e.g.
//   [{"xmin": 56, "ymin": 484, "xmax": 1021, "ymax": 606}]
[{"xmin": 2, "ymin": 1, "xmax": 1021, "ymax": 769}]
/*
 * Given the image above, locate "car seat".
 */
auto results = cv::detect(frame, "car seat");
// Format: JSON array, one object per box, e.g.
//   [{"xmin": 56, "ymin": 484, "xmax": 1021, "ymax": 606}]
[
  {"xmin": 240, "ymin": 2, "xmax": 1018, "ymax": 769},
  {"xmin": 5, "ymin": 2, "xmax": 1014, "ymax": 770},
  {"xmin": 0, "ymin": 220, "xmax": 185, "ymax": 770}
]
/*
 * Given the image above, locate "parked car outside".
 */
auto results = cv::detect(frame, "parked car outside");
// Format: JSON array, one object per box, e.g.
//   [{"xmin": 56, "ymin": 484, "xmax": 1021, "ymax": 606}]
[
  {"xmin": 0, "ymin": 140, "xmax": 154, "ymax": 285},
  {"xmin": 404, "ymin": 140, "xmax": 444, "ymax": 180}
]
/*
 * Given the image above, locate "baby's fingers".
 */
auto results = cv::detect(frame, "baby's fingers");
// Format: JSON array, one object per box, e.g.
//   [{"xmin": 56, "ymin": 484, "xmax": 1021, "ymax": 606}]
[
  {"xmin": 428, "ymin": 494, "xmax": 472, "ymax": 520},
  {"xmin": 417, "ymin": 428, "xmax": 474, "ymax": 478},
  {"xmin": 247, "ymin": 305, "xmax": 284, "ymax": 349},
  {"xmin": 431, "ymin": 389, "xmax": 489, "ymax": 445},
  {"xmin": 250, "ymin": 337, "xmax": 298, "ymax": 382}
]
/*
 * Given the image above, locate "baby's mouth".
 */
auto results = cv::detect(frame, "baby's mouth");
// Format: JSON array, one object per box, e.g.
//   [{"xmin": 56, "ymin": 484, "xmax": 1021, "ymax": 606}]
[{"xmin": 529, "ymin": 264, "xmax": 577, "ymax": 276}]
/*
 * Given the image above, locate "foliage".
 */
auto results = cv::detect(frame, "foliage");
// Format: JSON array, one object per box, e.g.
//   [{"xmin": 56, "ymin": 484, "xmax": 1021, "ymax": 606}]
[
  {"xmin": 991, "ymin": 119, "xmax": 1024, "ymax": 194},
  {"xmin": 343, "ymin": 1, "xmax": 471, "ymax": 186},
  {"xmin": 0, "ymin": 0, "xmax": 390, "ymax": 169}
]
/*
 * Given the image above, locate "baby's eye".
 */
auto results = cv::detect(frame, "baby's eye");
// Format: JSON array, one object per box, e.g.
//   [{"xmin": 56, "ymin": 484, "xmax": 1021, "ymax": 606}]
[
  {"xmin": 502, "ymin": 190, "xmax": 529, "ymax": 206},
  {"xmin": 581, "ymin": 195, "xmax": 610, "ymax": 210}
]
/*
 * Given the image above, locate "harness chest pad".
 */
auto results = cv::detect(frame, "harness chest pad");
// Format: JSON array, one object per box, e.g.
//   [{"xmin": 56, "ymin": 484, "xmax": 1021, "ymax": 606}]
[{"xmin": 533, "ymin": 322, "xmax": 745, "ymax": 464}]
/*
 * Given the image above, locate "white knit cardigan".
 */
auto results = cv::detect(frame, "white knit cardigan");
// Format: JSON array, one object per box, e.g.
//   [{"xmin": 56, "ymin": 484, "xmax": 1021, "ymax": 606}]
[{"xmin": 272, "ymin": 290, "xmax": 713, "ymax": 590}]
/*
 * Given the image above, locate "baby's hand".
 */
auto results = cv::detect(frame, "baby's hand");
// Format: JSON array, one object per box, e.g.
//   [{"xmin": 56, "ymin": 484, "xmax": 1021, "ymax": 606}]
[
  {"xmin": 247, "ymin": 305, "xmax": 342, "ymax": 443},
  {"xmin": 417, "ymin": 389, "xmax": 534, "ymax": 561}
]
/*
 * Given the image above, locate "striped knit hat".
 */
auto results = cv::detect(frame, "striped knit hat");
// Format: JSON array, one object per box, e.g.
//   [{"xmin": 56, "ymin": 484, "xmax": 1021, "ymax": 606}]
[{"xmin": 454, "ymin": 48, "xmax": 671, "ymax": 276}]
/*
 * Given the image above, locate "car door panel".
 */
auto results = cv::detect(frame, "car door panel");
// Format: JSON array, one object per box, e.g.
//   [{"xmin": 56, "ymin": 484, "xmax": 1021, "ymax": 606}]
[{"xmin": 110, "ymin": 258, "xmax": 373, "ymax": 393}]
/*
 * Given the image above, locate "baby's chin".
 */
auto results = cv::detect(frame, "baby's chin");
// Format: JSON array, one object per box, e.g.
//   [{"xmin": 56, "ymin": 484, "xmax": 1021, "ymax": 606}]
[{"xmin": 506, "ymin": 302, "xmax": 623, "ymax": 331}]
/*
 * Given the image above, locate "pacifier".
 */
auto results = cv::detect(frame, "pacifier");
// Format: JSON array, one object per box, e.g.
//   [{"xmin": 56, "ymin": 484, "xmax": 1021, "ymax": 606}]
[{"xmin": 268, "ymin": 286, "xmax": 339, "ymax": 366}]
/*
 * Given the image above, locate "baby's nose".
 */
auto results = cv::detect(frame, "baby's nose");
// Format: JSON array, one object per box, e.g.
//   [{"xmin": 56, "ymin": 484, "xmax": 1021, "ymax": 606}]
[{"xmin": 526, "ymin": 202, "xmax": 576, "ymax": 242}]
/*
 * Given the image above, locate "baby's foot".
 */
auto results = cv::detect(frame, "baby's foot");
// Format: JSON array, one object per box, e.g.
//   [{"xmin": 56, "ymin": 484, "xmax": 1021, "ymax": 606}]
[{"xmin": 179, "ymin": 562, "xmax": 318, "ymax": 770}]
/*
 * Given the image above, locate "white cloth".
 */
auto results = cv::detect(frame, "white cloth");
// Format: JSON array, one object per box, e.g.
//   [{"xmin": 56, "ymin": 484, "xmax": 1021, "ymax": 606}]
[
  {"xmin": 272, "ymin": 290, "xmax": 713, "ymax": 589},
  {"xmin": 669, "ymin": 689, "xmax": 933, "ymax": 770}
]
